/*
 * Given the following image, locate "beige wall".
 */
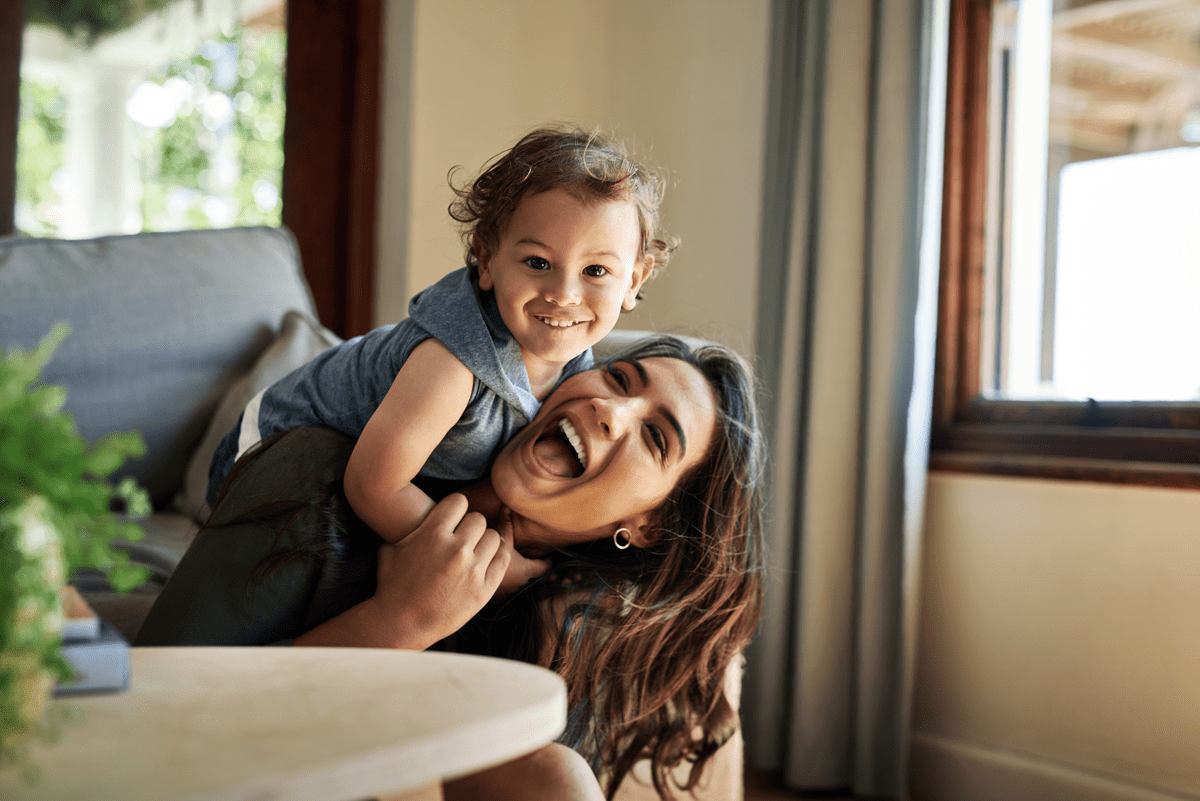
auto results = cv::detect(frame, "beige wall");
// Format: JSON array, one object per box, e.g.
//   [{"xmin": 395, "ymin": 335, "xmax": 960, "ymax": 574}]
[
  {"xmin": 376, "ymin": 0, "xmax": 770, "ymax": 357},
  {"xmin": 377, "ymin": 6, "xmax": 1200, "ymax": 800},
  {"xmin": 912, "ymin": 473, "xmax": 1200, "ymax": 801}
]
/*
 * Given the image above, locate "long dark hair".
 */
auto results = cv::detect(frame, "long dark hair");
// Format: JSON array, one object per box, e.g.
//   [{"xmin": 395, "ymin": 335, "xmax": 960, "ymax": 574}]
[{"xmin": 467, "ymin": 336, "xmax": 767, "ymax": 799}]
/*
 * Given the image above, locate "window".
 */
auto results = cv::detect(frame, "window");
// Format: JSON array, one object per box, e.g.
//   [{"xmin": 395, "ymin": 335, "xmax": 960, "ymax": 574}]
[
  {"xmin": 932, "ymin": 0, "xmax": 1200, "ymax": 488},
  {"xmin": 16, "ymin": 4, "xmax": 286, "ymax": 238},
  {"xmin": 1, "ymin": 0, "xmax": 384, "ymax": 339}
]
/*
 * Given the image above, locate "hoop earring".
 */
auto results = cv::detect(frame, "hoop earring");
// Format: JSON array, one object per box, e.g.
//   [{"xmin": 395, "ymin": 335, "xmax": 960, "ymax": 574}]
[{"xmin": 613, "ymin": 527, "xmax": 632, "ymax": 550}]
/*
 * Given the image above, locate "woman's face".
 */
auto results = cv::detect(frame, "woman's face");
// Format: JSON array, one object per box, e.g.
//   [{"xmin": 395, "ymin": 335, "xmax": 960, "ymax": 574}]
[{"xmin": 490, "ymin": 355, "xmax": 718, "ymax": 551}]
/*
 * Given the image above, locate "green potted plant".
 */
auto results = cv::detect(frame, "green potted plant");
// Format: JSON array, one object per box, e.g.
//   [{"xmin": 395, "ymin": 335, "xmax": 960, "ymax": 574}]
[{"xmin": 0, "ymin": 325, "xmax": 150, "ymax": 775}]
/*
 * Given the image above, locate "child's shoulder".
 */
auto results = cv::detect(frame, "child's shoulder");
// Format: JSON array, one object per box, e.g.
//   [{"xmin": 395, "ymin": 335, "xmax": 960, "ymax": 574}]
[
  {"xmin": 408, "ymin": 267, "xmax": 482, "ymax": 325},
  {"xmin": 411, "ymin": 266, "xmax": 474, "ymax": 301}
]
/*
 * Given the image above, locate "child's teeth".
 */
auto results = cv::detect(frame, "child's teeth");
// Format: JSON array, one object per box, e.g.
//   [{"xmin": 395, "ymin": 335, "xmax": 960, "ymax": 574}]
[
  {"xmin": 559, "ymin": 419, "xmax": 587, "ymax": 469},
  {"xmin": 539, "ymin": 317, "xmax": 579, "ymax": 327}
]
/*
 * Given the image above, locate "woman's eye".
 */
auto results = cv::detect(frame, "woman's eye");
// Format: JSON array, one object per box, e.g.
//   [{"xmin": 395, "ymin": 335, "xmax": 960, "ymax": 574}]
[
  {"xmin": 524, "ymin": 257, "xmax": 550, "ymax": 271},
  {"xmin": 583, "ymin": 264, "xmax": 608, "ymax": 278},
  {"xmin": 606, "ymin": 364, "xmax": 629, "ymax": 391},
  {"xmin": 647, "ymin": 425, "xmax": 667, "ymax": 460}
]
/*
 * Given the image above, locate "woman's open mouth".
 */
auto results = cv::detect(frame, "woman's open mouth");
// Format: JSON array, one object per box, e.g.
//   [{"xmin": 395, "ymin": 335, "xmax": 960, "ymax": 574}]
[{"xmin": 532, "ymin": 419, "xmax": 587, "ymax": 478}]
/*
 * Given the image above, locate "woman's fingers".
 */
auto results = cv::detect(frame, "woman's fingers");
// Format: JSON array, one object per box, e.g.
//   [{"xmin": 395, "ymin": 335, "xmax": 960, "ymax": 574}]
[
  {"xmin": 425, "ymin": 493, "xmax": 495, "ymax": 561},
  {"xmin": 494, "ymin": 510, "xmax": 550, "ymax": 595},
  {"xmin": 497, "ymin": 550, "xmax": 550, "ymax": 596},
  {"xmin": 423, "ymin": 492, "xmax": 474, "ymax": 537},
  {"xmin": 371, "ymin": 493, "xmax": 518, "ymax": 649},
  {"xmin": 485, "ymin": 532, "xmax": 513, "ymax": 589}
]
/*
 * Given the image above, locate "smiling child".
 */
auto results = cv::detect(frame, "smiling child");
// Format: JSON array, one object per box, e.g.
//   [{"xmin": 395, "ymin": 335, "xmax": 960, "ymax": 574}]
[{"xmin": 205, "ymin": 125, "xmax": 677, "ymax": 544}]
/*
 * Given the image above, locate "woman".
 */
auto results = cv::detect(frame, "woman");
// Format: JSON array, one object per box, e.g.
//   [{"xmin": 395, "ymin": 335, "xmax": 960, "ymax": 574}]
[{"xmin": 136, "ymin": 336, "xmax": 766, "ymax": 800}]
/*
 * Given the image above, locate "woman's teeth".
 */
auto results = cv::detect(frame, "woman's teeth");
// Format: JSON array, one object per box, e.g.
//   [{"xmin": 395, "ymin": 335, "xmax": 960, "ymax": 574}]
[{"xmin": 559, "ymin": 419, "xmax": 587, "ymax": 469}]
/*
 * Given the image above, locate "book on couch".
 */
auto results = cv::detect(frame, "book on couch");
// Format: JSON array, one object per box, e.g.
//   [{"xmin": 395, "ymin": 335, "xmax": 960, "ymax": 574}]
[{"xmin": 55, "ymin": 586, "xmax": 130, "ymax": 696}]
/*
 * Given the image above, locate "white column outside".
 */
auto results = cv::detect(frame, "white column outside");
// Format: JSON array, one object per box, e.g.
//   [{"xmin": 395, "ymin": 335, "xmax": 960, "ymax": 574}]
[{"xmin": 59, "ymin": 61, "xmax": 141, "ymax": 238}]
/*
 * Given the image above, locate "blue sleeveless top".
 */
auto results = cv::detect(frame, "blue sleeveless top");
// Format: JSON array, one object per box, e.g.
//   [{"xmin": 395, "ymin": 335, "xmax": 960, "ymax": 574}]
[{"xmin": 206, "ymin": 268, "xmax": 593, "ymax": 505}]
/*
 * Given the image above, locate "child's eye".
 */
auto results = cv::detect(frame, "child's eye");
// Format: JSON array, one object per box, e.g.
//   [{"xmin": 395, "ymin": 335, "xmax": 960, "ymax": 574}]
[
  {"xmin": 583, "ymin": 265, "xmax": 609, "ymax": 278},
  {"xmin": 606, "ymin": 364, "xmax": 629, "ymax": 391},
  {"xmin": 524, "ymin": 257, "xmax": 550, "ymax": 271}
]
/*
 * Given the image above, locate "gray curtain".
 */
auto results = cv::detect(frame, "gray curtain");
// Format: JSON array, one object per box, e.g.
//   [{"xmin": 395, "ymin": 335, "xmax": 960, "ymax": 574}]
[{"xmin": 742, "ymin": 0, "xmax": 948, "ymax": 797}]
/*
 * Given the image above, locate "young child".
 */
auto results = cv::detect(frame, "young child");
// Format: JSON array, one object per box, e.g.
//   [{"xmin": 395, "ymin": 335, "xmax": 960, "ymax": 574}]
[{"xmin": 206, "ymin": 125, "xmax": 676, "ymax": 543}]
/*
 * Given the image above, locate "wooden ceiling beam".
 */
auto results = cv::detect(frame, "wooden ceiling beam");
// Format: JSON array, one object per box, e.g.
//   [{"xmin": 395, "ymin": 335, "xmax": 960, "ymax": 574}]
[
  {"xmin": 1050, "ymin": 85, "xmax": 1154, "ymax": 120},
  {"xmin": 1048, "ymin": 120, "xmax": 1130, "ymax": 153},
  {"xmin": 1052, "ymin": 0, "xmax": 1186, "ymax": 30},
  {"xmin": 1052, "ymin": 32, "xmax": 1198, "ymax": 78}
]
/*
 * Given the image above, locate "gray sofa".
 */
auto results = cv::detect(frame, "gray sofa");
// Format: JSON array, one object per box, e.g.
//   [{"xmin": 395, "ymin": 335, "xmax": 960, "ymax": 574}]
[
  {"xmin": 0, "ymin": 227, "xmax": 323, "ymax": 632},
  {"xmin": 0, "ymin": 226, "xmax": 741, "ymax": 799}
]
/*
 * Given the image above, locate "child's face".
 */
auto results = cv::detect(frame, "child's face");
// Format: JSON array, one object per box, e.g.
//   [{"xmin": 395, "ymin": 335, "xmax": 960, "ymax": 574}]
[{"xmin": 478, "ymin": 188, "xmax": 649, "ymax": 374}]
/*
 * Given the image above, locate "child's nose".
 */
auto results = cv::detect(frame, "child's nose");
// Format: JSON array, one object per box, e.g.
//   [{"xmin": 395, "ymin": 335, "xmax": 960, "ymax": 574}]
[{"xmin": 544, "ymin": 272, "xmax": 582, "ymax": 305}]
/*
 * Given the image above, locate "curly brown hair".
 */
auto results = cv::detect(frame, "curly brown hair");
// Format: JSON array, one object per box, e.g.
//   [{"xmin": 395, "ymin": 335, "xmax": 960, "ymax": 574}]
[{"xmin": 448, "ymin": 125, "xmax": 679, "ymax": 301}]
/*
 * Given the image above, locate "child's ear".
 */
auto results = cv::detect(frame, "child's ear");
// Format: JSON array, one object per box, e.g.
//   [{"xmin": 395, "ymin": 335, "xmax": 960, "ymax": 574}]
[
  {"xmin": 474, "ymin": 234, "xmax": 494, "ymax": 290},
  {"xmin": 622, "ymin": 255, "xmax": 654, "ymax": 311}
]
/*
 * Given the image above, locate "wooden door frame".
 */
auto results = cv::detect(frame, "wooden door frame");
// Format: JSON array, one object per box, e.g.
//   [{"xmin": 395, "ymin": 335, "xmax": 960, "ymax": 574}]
[
  {"xmin": 0, "ymin": 0, "xmax": 20, "ymax": 229},
  {"xmin": 281, "ymin": 0, "xmax": 381, "ymax": 338}
]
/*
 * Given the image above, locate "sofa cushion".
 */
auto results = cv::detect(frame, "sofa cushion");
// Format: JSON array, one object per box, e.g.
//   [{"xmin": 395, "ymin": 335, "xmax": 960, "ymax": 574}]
[
  {"xmin": 593, "ymin": 329, "xmax": 710, "ymax": 361},
  {"xmin": 0, "ymin": 227, "xmax": 316, "ymax": 506},
  {"xmin": 173, "ymin": 309, "xmax": 342, "ymax": 522}
]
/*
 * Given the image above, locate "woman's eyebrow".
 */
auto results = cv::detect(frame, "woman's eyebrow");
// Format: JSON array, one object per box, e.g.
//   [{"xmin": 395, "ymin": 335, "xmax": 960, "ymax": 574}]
[
  {"xmin": 663, "ymin": 409, "xmax": 687, "ymax": 458},
  {"xmin": 627, "ymin": 359, "xmax": 688, "ymax": 458}
]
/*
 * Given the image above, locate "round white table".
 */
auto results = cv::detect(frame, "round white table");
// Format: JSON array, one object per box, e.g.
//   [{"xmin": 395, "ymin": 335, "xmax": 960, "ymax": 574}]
[{"xmin": 2, "ymin": 647, "xmax": 567, "ymax": 801}]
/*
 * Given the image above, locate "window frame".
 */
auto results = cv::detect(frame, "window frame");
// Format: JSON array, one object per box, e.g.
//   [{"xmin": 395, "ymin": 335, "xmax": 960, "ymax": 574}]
[
  {"xmin": 931, "ymin": 0, "xmax": 1200, "ymax": 490},
  {"xmin": 0, "ymin": 1, "xmax": 19, "ymax": 225},
  {"xmin": 0, "ymin": 1, "xmax": 381, "ymax": 340}
]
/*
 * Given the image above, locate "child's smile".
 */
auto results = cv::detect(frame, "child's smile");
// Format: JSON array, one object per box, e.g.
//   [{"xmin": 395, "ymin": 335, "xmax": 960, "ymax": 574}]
[{"xmin": 477, "ymin": 188, "xmax": 649, "ymax": 397}]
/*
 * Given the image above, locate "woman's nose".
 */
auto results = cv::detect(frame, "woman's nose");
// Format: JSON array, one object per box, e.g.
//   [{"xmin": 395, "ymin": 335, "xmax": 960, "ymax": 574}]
[
  {"xmin": 592, "ymin": 397, "xmax": 636, "ymax": 438},
  {"xmin": 543, "ymin": 272, "xmax": 581, "ymax": 306}
]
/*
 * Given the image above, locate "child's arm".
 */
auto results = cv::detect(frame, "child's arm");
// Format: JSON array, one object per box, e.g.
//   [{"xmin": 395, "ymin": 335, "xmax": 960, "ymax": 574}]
[{"xmin": 343, "ymin": 338, "xmax": 475, "ymax": 543}]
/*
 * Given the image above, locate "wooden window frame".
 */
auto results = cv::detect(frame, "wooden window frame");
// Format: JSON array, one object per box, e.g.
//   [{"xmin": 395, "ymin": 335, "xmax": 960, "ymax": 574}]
[
  {"xmin": 931, "ymin": 0, "xmax": 1200, "ymax": 490},
  {"xmin": 0, "ymin": 1, "xmax": 381, "ymax": 339}
]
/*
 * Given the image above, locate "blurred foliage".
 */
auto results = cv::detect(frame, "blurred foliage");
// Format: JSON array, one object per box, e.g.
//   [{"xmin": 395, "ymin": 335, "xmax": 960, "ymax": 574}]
[
  {"xmin": 0, "ymin": 324, "xmax": 151, "ymax": 589},
  {"xmin": 27, "ymin": 0, "xmax": 196, "ymax": 46},
  {"xmin": 0, "ymin": 325, "xmax": 150, "ymax": 774},
  {"xmin": 15, "ymin": 22, "xmax": 284, "ymax": 236}
]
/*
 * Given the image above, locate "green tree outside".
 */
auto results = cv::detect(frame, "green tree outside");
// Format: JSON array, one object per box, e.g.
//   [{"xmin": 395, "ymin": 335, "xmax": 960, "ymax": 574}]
[
  {"xmin": 14, "ymin": 81, "xmax": 65, "ymax": 236},
  {"xmin": 15, "ymin": 24, "xmax": 285, "ymax": 237}
]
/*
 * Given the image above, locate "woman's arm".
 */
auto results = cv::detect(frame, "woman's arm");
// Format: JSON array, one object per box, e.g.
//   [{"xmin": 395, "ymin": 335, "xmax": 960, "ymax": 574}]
[
  {"xmin": 135, "ymin": 426, "xmax": 371, "ymax": 646},
  {"xmin": 343, "ymin": 338, "xmax": 475, "ymax": 543},
  {"xmin": 136, "ymin": 426, "xmax": 548, "ymax": 649}
]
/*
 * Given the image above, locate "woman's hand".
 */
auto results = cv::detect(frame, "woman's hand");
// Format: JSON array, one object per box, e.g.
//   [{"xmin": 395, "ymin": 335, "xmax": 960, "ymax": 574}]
[
  {"xmin": 495, "ymin": 508, "xmax": 552, "ymax": 596},
  {"xmin": 295, "ymin": 494, "xmax": 548, "ymax": 649},
  {"xmin": 372, "ymin": 497, "xmax": 550, "ymax": 643},
  {"xmin": 372, "ymin": 493, "xmax": 509, "ymax": 646}
]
